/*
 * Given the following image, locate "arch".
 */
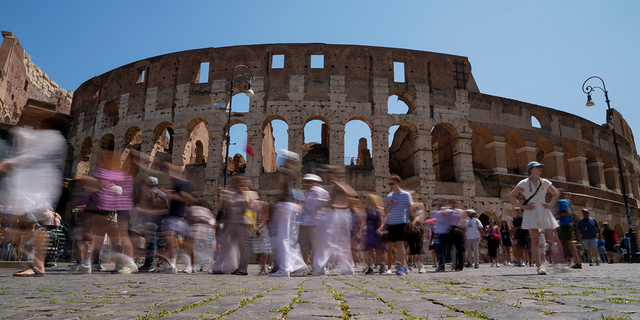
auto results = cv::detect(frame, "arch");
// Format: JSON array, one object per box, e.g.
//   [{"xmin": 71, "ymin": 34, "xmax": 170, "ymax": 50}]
[
  {"xmin": 505, "ymin": 132, "xmax": 526, "ymax": 174},
  {"xmin": 535, "ymin": 138, "xmax": 554, "ymax": 178},
  {"xmin": 531, "ymin": 111, "xmax": 552, "ymax": 130},
  {"xmin": 387, "ymin": 94, "xmax": 410, "ymax": 114},
  {"xmin": 586, "ymin": 150, "xmax": 601, "ymax": 187},
  {"xmin": 303, "ymin": 119, "xmax": 329, "ymax": 171},
  {"xmin": 193, "ymin": 140, "xmax": 204, "ymax": 163},
  {"xmin": 389, "ymin": 121, "xmax": 419, "ymax": 180},
  {"xmin": 185, "ymin": 120, "xmax": 209, "ymax": 165},
  {"xmin": 478, "ymin": 212, "xmax": 498, "ymax": 229},
  {"xmin": 345, "ymin": 119, "xmax": 372, "ymax": 166},
  {"xmin": 581, "ymin": 124, "xmax": 594, "ymax": 142},
  {"xmin": 562, "ymin": 143, "xmax": 580, "ymax": 183},
  {"xmin": 471, "ymin": 127, "xmax": 493, "ymax": 170},
  {"xmin": 64, "ymin": 145, "xmax": 74, "ymax": 179},
  {"xmin": 76, "ymin": 137, "xmax": 92, "ymax": 178},
  {"xmin": 602, "ymin": 154, "xmax": 618, "ymax": 191},
  {"xmin": 103, "ymin": 101, "xmax": 119, "ymax": 128},
  {"xmin": 99, "ymin": 134, "xmax": 115, "ymax": 151},
  {"xmin": 614, "ymin": 224, "xmax": 625, "ymax": 238},
  {"xmin": 224, "ymin": 123, "xmax": 248, "ymax": 176},
  {"xmin": 431, "ymin": 123, "xmax": 458, "ymax": 182},
  {"xmin": 262, "ymin": 118, "xmax": 288, "ymax": 173}
]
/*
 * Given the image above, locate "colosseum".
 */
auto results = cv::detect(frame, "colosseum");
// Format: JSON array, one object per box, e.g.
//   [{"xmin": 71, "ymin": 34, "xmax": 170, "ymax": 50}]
[{"xmin": 66, "ymin": 42, "xmax": 640, "ymax": 234}]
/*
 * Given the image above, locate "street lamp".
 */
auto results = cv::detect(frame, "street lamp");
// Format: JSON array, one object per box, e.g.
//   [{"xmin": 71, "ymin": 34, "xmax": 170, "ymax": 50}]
[
  {"xmin": 582, "ymin": 75, "xmax": 639, "ymax": 262},
  {"xmin": 223, "ymin": 65, "xmax": 254, "ymax": 187}
]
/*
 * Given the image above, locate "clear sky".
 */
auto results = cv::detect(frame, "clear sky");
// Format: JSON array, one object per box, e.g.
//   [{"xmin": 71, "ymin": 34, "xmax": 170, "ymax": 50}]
[{"xmin": 4, "ymin": 0, "xmax": 640, "ymax": 161}]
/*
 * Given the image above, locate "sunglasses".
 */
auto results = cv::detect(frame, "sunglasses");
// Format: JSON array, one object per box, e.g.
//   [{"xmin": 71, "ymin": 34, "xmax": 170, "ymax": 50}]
[{"xmin": 388, "ymin": 182, "xmax": 396, "ymax": 186}]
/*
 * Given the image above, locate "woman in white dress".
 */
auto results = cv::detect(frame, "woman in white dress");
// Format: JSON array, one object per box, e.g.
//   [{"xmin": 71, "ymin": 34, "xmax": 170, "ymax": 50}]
[{"xmin": 508, "ymin": 161, "xmax": 560, "ymax": 275}]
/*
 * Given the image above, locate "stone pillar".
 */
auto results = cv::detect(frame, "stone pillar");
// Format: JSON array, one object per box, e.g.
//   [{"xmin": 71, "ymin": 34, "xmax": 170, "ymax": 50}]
[
  {"xmin": 587, "ymin": 161, "xmax": 606, "ymax": 189},
  {"xmin": 372, "ymin": 126, "xmax": 390, "ymax": 193},
  {"xmin": 415, "ymin": 129, "xmax": 434, "ymax": 195},
  {"xmin": 631, "ymin": 174, "xmax": 640, "ymax": 200},
  {"xmin": 568, "ymin": 156, "xmax": 589, "ymax": 186},
  {"xmin": 245, "ymin": 124, "xmax": 263, "ymax": 189},
  {"xmin": 516, "ymin": 146, "xmax": 537, "ymax": 173},
  {"xmin": 624, "ymin": 172, "xmax": 633, "ymax": 198},
  {"xmin": 544, "ymin": 151, "xmax": 566, "ymax": 181},
  {"xmin": 372, "ymin": 78, "xmax": 389, "ymax": 114},
  {"xmin": 454, "ymin": 131, "xmax": 475, "ymax": 197},
  {"xmin": 140, "ymin": 130, "xmax": 157, "ymax": 168},
  {"xmin": 329, "ymin": 124, "xmax": 346, "ymax": 179},
  {"xmin": 88, "ymin": 139, "xmax": 101, "ymax": 174},
  {"xmin": 287, "ymin": 124, "xmax": 304, "ymax": 159},
  {"xmin": 485, "ymin": 139, "xmax": 507, "ymax": 174},
  {"xmin": 205, "ymin": 128, "xmax": 224, "ymax": 193},
  {"xmin": 171, "ymin": 129, "xmax": 188, "ymax": 168}
]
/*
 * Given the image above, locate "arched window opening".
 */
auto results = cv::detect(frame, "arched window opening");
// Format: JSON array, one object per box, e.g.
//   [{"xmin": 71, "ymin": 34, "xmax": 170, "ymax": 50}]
[
  {"xmin": 388, "ymin": 95, "xmax": 409, "ymax": 114},
  {"xmin": 103, "ymin": 102, "xmax": 119, "ymax": 128},
  {"xmin": 344, "ymin": 120, "xmax": 372, "ymax": 166},
  {"xmin": 164, "ymin": 127, "xmax": 174, "ymax": 154},
  {"xmin": 505, "ymin": 132, "xmax": 525, "ymax": 175},
  {"xmin": 563, "ymin": 143, "xmax": 579, "ymax": 183},
  {"xmin": 389, "ymin": 123, "xmax": 418, "ymax": 180},
  {"xmin": 231, "ymin": 92, "xmax": 250, "ymax": 113},
  {"xmin": 76, "ymin": 137, "xmax": 92, "ymax": 178},
  {"xmin": 262, "ymin": 119, "xmax": 288, "ymax": 173},
  {"xmin": 602, "ymin": 154, "xmax": 618, "ymax": 191},
  {"xmin": 586, "ymin": 150, "xmax": 600, "ymax": 188},
  {"xmin": 302, "ymin": 119, "xmax": 329, "ymax": 171},
  {"xmin": 531, "ymin": 116, "xmax": 542, "ymax": 129},
  {"xmin": 193, "ymin": 141, "xmax": 204, "ymax": 164},
  {"xmin": 99, "ymin": 134, "xmax": 115, "ymax": 151},
  {"xmin": 225, "ymin": 123, "xmax": 248, "ymax": 175},
  {"xmin": 431, "ymin": 124, "xmax": 456, "ymax": 182}
]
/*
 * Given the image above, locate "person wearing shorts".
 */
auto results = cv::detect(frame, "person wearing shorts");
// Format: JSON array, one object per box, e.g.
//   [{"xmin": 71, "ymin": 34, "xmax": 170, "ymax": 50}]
[
  {"xmin": 577, "ymin": 209, "xmax": 601, "ymax": 265},
  {"xmin": 382, "ymin": 175, "xmax": 415, "ymax": 275},
  {"xmin": 555, "ymin": 199, "xmax": 582, "ymax": 268}
]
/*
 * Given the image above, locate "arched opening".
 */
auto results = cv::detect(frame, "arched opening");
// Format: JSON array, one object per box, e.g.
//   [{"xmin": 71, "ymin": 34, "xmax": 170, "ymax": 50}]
[
  {"xmin": 614, "ymin": 224, "xmax": 625, "ymax": 238},
  {"xmin": 76, "ymin": 137, "xmax": 92, "ymax": 178},
  {"xmin": 184, "ymin": 119, "xmax": 209, "ymax": 165},
  {"xmin": 471, "ymin": 127, "xmax": 492, "ymax": 170},
  {"xmin": 562, "ymin": 143, "xmax": 580, "ymax": 183},
  {"xmin": 103, "ymin": 101, "xmax": 119, "ymax": 128},
  {"xmin": 152, "ymin": 122, "xmax": 175, "ymax": 167},
  {"xmin": 531, "ymin": 111, "xmax": 551, "ymax": 130},
  {"xmin": 586, "ymin": 150, "xmax": 601, "ymax": 187},
  {"xmin": 64, "ymin": 145, "xmax": 74, "ymax": 179},
  {"xmin": 388, "ymin": 95, "xmax": 409, "ymax": 114},
  {"xmin": 99, "ymin": 134, "xmax": 115, "ymax": 151},
  {"xmin": 225, "ymin": 123, "xmax": 248, "ymax": 175},
  {"xmin": 505, "ymin": 132, "xmax": 526, "ymax": 174},
  {"xmin": 581, "ymin": 124, "xmax": 594, "ymax": 142},
  {"xmin": 231, "ymin": 92, "xmax": 250, "ymax": 113},
  {"xmin": 193, "ymin": 141, "xmax": 204, "ymax": 164},
  {"xmin": 344, "ymin": 119, "xmax": 372, "ymax": 166},
  {"xmin": 432, "ymin": 123, "xmax": 457, "ymax": 182},
  {"xmin": 303, "ymin": 119, "xmax": 329, "ymax": 171},
  {"xmin": 531, "ymin": 116, "xmax": 541, "ymax": 129},
  {"xmin": 603, "ymin": 154, "xmax": 618, "ymax": 191},
  {"xmin": 389, "ymin": 122, "xmax": 418, "ymax": 180},
  {"xmin": 262, "ymin": 118, "xmax": 288, "ymax": 173}
]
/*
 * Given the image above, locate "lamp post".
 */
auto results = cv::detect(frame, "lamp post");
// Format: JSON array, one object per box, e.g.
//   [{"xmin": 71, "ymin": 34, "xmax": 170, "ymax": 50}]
[
  {"xmin": 582, "ymin": 75, "xmax": 639, "ymax": 262},
  {"xmin": 223, "ymin": 65, "xmax": 254, "ymax": 187}
]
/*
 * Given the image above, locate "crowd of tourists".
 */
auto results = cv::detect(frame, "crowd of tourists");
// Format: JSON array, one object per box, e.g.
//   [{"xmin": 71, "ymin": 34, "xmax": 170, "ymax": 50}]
[{"xmin": 0, "ymin": 118, "xmax": 635, "ymax": 277}]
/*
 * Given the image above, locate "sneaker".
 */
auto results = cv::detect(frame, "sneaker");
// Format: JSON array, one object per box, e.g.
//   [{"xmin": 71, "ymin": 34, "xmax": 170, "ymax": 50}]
[
  {"xmin": 92, "ymin": 263, "xmax": 106, "ymax": 272},
  {"xmin": 435, "ymin": 267, "xmax": 446, "ymax": 272},
  {"xmin": 270, "ymin": 269, "xmax": 290, "ymax": 277},
  {"xmin": 474, "ymin": 263, "xmax": 479, "ymax": 269},
  {"xmin": 70, "ymin": 264, "xmax": 91, "ymax": 274},
  {"xmin": 507, "ymin": 262, "xmax": 511, "ymax": 266},
  {"xmin": 496, "ymin": 263, "xmax": 500, "ymax": 268},
  {"xmin": 589, "ymin": 262, "xmax": 594, "ymax": 266},
  {"xmin": 537, "ymin": 266, "xmax": 547, "ymax": 275},
  {"xmin": 138, "ymin": 265, "xmax": 155, "ymax": 272},
  {"xmin": 158, "ymin": 265, "xmax": 178, "ymax": 274},
  {"xmin": 113, "ymin": 266, "xmax": 133, "ymax": 274},
  {"xmin": 365, "ymin": 268, "xmax": 374, "ymax": 275},
  {"xmin": 378, "ymin": 266, "xmax": 388, "ymax": 274},
  {"xmin": 418, "ymin": 267, "xmax": 426, "ymax": 274},
  {"xmin": 570, "ymin": 264, "xmax": 582, "ymax": 269},
  {"xmin": 396, "ymin": 267, "xmax": 405, "ymax": 275},
  {"xmin": 291, "ymin": 267, "xmax": 309, "ymax": 277}
]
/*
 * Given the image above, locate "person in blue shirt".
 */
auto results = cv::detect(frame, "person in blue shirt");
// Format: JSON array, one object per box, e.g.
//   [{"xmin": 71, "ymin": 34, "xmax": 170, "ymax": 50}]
[
  {"xmin": 622, "ymin": 233, "xmax": 631, "ymax": 263},
  {"xmin": 576, "ymin": 209, "xmax": 601, "ymax": 266},
  {"xmin": 554, "ymin": 198, "xmax": 582, "ymax": 268}
]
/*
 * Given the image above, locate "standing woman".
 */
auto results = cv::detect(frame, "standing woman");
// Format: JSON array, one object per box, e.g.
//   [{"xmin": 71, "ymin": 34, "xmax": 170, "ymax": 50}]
[
  {"xmin": 508, "ymin": 161, "xmax": 560, "ymax": 275},
  {"xmin": 500, "ymin": 220, "xmax": 513, "ymax": 265},
  {"xmin": 485, "ymin": 219, "xmax": 501, "ymax": 267}
]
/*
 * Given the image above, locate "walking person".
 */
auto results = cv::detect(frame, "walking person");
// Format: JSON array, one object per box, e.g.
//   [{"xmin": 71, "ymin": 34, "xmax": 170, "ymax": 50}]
[
  {"xmin": 485, "ymin": 219, "xmax": 501, "ymax": 267},
  {"xmin": 464, "ymin": 209, "xmax": 483, "ymax": 269},
  {"xmin": 597, "ymin": 235, "xmax": 609, "ymax": 263},
  {"xmin": 381, "ymin": 175, "xmax": 415, "ymax": 275},
  {"xmin": 508, "ymin": 161, "xmax": 560, "ymax": 275},
  {"xmin": 447, "ymin": 201, "xmax": 467, "ymax": 271},
  {"xmin": 500, "ymin": 220, "xmax": 513, "ymax": 265},
  {"xmin": 576, "ymin": 208, "xmax": 601, "ymax": 266},
  {"xmin": 363, "ymin": 194, "xmax": 386, "ymax": 274},
  {"xmin": 555, "ymin": 199, "xmax": 583, "ymax": 268},
  {"xmin": 602, "ymin": 223, "xmax": 617, "ymax": 263},
  {"xmin": 406, "ymin": 191, "xmax": 426, "ymax": 273}
]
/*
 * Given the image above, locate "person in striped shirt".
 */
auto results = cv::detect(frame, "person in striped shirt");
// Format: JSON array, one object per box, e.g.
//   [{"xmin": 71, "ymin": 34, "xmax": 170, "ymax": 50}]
[{"xmin": 381, "ymin": 175, "xmax": 416, "ymax": 275}]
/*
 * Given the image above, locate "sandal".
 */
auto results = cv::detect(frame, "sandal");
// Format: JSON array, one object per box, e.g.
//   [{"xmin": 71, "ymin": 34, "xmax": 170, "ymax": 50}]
[
  {"xmin": 13, "ymin": 267, "xmax": 44, "ymax": 277},
  {"xmin": 570, "ymin": 264, "xmax": 582, "ymax": 269},
  {"xmin": 232, "ymin": 270, "xmax": 248, "ymax": 275},
  {"xmin": 257, "ymin": 270, "xmax": 266, "ymax": 276}
]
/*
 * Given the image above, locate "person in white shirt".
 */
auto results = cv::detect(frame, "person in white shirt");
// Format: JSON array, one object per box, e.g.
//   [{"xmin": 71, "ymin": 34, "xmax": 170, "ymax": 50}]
[{"xmin": 464, "ymin": 209, "xmax": 484, "ymax": 268}]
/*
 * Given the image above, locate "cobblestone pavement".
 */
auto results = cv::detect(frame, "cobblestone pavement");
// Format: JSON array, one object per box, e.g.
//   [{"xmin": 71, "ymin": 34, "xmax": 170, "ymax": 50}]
[{"xmin": 1, "ymin": 263, "xmax": 639, "ymax": 320}]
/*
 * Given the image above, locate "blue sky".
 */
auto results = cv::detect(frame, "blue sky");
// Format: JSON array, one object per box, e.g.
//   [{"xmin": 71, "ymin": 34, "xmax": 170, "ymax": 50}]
[{"xmin": 4, "ymin": 0, "xmax": 640, "ymax": 161}]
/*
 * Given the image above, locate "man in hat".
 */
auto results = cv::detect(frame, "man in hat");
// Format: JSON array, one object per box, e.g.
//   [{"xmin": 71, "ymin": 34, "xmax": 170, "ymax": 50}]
[
  {"xmin": 576, "ymin": 208, "xmax": 601, "ymax": 266},
  {"xmin": 301, "ymin": 174, "xmax": 328, "ymax": 269}
]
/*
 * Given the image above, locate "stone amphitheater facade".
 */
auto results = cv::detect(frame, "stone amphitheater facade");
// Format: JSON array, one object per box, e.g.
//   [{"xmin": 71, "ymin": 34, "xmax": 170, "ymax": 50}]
[{"xmin": 68, "ymin": 43, "xmax": 640, "ymax": 235}]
